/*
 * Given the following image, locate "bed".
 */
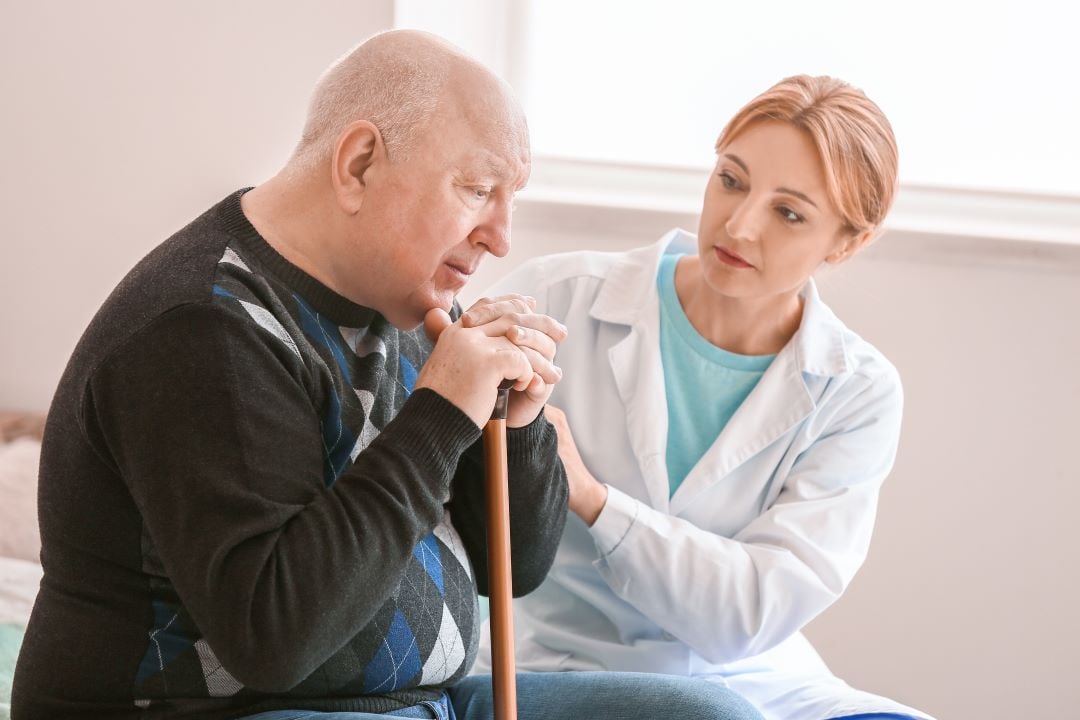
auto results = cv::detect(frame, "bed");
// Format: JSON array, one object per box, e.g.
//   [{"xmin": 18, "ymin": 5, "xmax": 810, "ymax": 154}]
[{"xmin": 0, "ymin": 413, "xmax": 45, "ymax": 718}]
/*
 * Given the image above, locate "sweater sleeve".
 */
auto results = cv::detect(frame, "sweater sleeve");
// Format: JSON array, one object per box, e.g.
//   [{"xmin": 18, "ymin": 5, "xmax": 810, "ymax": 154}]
[
  {"xmin": 83, "ymin": 301, "xmax": 481, "ymax": 692},
  {"xmin": 446, "ymin": 411, "xmax": 569, "ymax": 598}
]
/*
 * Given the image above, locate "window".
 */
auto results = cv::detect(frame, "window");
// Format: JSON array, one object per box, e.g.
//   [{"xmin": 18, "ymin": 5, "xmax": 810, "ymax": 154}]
[{"xmin": 398, "ymin": 0, "xmax": 1079, "ymax": 198}]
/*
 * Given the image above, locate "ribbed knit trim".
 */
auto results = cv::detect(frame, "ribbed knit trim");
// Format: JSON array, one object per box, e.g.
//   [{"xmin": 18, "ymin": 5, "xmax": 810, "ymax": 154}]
[
  {"xmin": 237, "ymin": 687, "xmax": 446, "ymax": 714},
  {"xmin": 505, "ymin": 409, "xmax": 554, "ymax": 467},
  {"xmin": 214, "ymin": 188, "xmax": 379, "ymax": 328},
  {"xmin": 379, "ymin": 388, "xmax": 483, "ymax": 472}
]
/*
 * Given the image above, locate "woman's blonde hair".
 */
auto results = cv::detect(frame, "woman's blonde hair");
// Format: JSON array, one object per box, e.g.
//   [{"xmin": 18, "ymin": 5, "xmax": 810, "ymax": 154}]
[{"xmin": 716, "ymin": 75, "xmax": 899, "ymax": 236}]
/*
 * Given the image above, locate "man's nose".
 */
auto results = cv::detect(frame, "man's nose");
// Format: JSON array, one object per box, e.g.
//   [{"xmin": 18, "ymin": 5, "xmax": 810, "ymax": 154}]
[{"xmin": 473, "ymin": 197, "xmax": 512, "ymax": 257}]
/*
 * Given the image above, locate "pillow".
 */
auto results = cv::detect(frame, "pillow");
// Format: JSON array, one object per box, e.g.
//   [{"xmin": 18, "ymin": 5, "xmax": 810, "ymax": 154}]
[
  {"xmin": 0, "ymin": 414, "xmax": 45, "ymax": 444},
  {"xmin": 0, "ymin": 439, "xmax": 41, "ymax": 563}
]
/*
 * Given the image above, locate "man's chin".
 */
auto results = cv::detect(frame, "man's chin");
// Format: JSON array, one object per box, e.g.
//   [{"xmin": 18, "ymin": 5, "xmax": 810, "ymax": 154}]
[
  {"xmin": 392, "ymin": 291, "xmax": 455, "ymax": 330},
  {"xmin": 427, "ymin": 288, "xmax": 458, "ymax": 316}
]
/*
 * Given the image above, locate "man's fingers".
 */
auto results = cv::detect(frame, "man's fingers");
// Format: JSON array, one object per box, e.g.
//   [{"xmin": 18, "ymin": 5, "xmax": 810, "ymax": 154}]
[
  {"xmin": 461, "ymin": 296, "xmax": 537, "ymax": 327},
  {"xmin": 467, "ymin": 293, "xmax": 537, "ymax": 311},
  {"xmin": 515, "ymin": 345, "xmax": 562, "ymax": 385},
  {"xmin": 493, "ymin": 345, "xmax": 534, "ymax": 387},
  {"xmin": 506, "ymin": 325, "xmax": 558, "ymax": 362},
  {"xmin": 491, "ymin": 340, "xmax": 562, "ymax": 390},
  {"xmin": 471, "ymin": 313, "xmax": 567, "ymax": 349},
  {"xmin": 423, "ymin": 307, "xmax": 453, "ymax": 343},
  {"xmin": 519, "ymin": 373, "xmax": 547, "ymax": 401}
]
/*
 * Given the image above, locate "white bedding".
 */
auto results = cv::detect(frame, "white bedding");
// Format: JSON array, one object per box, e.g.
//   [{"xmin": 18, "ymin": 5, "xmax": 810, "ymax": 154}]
[
  {"xmin": 0, "ymin": 556, "xmax": 41, "ymax": 626},
  {"xmin": 0, "ymin": 438, "xmax": 41, "ymax": 563}
]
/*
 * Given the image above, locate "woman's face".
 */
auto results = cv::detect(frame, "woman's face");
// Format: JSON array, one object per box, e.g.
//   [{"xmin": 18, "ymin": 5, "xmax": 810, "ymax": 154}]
[{"xmin": 697, "ymin": 120, "xmax": 860, "ymax": 301}]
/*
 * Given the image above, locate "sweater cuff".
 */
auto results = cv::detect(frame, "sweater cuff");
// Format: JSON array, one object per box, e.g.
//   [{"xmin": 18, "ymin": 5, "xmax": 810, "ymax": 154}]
[
  {"xmin": 505, "ymin": 409, "xmax": 556, "ymax": 468},
  {"xmin": 377, "ymin": 388, "xmax": 483, "ymax": 472},
  {"xmin": 588, "ymin": 485, "xmax": 640, "ymax": 558}
]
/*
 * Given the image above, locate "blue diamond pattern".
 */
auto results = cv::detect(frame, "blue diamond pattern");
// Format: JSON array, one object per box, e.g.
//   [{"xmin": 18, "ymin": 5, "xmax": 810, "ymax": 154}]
[
  {"xmin": 413, "ymin": 532, "xmax": 444, "ymax": 595},
  {"xmin": 363, "ymin": 610, "xmax": 422, "ymax": 693}
]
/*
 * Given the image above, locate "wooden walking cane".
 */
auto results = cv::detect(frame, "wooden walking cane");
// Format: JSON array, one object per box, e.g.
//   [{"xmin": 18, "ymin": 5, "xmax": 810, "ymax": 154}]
[
  {"xmin": 484, "ymin": 380, "xmax": 517, "ymax": 720},
  {"xmin": 424, "ymin": 309, "xmax": 517, "ymax": 719}
]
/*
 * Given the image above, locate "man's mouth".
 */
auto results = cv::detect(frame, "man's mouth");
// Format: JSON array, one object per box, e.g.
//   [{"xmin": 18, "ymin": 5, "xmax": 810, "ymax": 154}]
[
  {"xmin": 442, "ymin": 261, "xmax": 476, "ymax": 283},
  {"xmin": 445, "ymin": 261, "xmax": 475, "ymax": 275}
]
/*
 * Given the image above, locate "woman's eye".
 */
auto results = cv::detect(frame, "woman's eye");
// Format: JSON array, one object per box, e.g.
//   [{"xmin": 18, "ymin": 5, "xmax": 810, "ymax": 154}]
[
  {"xmin": 777, "ymin": 206, "xmax": 804, "ymax": 224},
  {"xmin": 719, "ymin": 172, "xmax": 738, "ymax": 189}
]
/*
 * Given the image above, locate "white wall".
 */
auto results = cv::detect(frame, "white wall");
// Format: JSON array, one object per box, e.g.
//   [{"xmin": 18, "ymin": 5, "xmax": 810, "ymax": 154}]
[
  {"xmin": 3, "ymin": 4, "xmax": 1079, "ymax": 719},
  {"xmin": 462, "ymin": 199, "xmax": 1080, "ymax": 720},
  {"xmin": 0, "ymin": 0, "xmax": 394, "ymax": 411}
]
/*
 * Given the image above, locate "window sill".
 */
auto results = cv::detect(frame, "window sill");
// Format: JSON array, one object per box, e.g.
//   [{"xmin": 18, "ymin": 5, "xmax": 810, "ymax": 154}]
[{"xmin": 514, "ymin": 156, "xmax": 1080, "ymax": 270}]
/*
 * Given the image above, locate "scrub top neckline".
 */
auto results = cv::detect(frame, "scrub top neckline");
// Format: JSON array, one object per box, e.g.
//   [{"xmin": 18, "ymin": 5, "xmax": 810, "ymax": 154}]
[{"xmin": 658, "ymin": 253, "xmax": 776, "ymax": 372}]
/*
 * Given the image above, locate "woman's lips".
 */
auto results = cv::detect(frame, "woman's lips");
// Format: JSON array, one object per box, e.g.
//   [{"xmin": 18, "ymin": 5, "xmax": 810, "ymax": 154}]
[{"xmin": 714, "ymin": 246, "xmax": 754, "ymax": 269}]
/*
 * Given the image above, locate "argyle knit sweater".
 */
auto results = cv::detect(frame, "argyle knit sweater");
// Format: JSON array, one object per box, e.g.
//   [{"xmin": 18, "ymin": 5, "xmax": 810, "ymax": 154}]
[{"xmin": 12, "ymin": 190, "xmax": 568, "ymax": 719}]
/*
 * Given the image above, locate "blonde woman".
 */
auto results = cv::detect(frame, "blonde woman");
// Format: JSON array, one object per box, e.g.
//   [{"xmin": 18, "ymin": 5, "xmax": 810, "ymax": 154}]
[{"xmin": 472, "ymin": 76, "xmax": 934, "ymax": 719}]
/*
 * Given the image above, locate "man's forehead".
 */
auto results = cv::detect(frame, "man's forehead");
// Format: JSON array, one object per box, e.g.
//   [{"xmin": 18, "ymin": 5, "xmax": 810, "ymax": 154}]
[
  {"xmin": 469, "ymin": 147, "xmax": 530, "ymax": 186},
  {"xmin": 430, "ymin": 72, "xmax": 531, "ymax": 186}
]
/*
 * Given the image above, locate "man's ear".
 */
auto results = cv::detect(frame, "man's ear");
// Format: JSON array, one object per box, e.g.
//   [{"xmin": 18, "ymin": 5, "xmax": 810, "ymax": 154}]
[
  {"xmin": 825, "ymin": 227, "xmax": 875, "ymax": 265},
  {"xmin": 331, "ymin": 120, "xmax": 384, "ymax": 215}
]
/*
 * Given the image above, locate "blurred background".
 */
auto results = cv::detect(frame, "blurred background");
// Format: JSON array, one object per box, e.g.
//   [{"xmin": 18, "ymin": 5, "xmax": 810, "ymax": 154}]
[{"xmin": 2, "ymin": 2, "xmax": 1078, "ymax": 717}]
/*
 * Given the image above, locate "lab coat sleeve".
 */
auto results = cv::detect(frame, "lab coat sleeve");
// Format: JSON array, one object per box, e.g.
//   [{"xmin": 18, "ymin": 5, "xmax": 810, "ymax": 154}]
[{"xmin": 588, "ymin": 366, "xmax": 904, "ymax": 665}]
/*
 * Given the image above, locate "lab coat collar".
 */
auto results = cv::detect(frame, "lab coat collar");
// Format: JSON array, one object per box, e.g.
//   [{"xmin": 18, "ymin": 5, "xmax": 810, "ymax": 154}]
[{"xmin": 590, "ymin": 229, "xmax": 853, "ymax": 378}]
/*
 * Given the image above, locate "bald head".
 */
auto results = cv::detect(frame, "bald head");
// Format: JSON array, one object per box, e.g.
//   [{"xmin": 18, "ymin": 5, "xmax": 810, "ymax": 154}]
[
  {"xmin": 243, "ymin": 30, "xmax": 531, "ymax": 326},
  {"xmin": 290, "ymin": 30, "xmax": 525, "ymax": 172}
]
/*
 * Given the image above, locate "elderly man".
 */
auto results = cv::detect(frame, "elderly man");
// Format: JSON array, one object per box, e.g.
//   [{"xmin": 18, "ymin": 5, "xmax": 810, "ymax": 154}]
[{"xmin": 13, "ymin": 30, "xmax": 762, "ymax": 720}]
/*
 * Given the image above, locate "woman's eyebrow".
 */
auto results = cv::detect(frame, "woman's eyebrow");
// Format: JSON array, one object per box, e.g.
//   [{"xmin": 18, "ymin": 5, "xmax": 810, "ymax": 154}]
[
  {"xmin": 721, "ymin": 153, "xmax": 749, "ymax": 174},
  {"xmin": 776, "ymin": 187, "xmax": 819, "ymax": 209},
  {"xmin": 723, "ymin": 153, "xmax": 820, "ymax": 209}
]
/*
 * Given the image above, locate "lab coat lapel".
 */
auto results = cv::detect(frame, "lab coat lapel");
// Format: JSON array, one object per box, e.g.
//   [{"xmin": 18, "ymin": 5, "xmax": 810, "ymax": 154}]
[
  {"xmin": 591, "ymin": 233, "xmax": 684, "ymax": 512},
  {"xmin": 668, "ymin": 278, "xmax": 850, "ymax": 515},
  {"xmin": 668, "ymin": 348, "xmax": 815, "ymax": 515},
  {"xmin": 608, "ymin": 319, "xmax": 670, "ymax": 511}
]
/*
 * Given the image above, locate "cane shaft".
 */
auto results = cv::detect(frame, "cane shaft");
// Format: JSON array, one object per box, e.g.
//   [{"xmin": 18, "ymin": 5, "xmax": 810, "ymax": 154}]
[{"xmin": 483, "ymin": 412, "xmax": 517, "ymax": 720}]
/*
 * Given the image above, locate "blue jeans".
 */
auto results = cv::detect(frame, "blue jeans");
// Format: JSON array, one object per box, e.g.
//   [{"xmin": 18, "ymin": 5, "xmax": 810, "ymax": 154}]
[{"xmin": 238, "ymin": 671, "xmax": 764, "ymax": 719}]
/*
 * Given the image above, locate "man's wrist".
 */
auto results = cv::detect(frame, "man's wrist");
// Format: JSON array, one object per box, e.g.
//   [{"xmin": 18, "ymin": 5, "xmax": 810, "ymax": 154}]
[{"xmin": 506, "ymin": 403, "xmax": 543, "ymax": 429}]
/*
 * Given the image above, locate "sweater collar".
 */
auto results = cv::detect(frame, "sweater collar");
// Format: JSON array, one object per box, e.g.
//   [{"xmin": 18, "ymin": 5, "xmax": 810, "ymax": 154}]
[{"xmin": 214, "ymin": 188, "xmax": 380, "ymax": 329}]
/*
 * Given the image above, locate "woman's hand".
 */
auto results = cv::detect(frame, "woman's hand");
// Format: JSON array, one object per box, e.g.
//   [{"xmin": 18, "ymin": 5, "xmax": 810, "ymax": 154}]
[{"xmin": 545, "ymin": 405, "xmax": 608, "ymax": 527}]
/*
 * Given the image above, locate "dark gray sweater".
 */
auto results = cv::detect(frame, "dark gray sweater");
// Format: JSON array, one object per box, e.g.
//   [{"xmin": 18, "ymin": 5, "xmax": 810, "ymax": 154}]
[{"xmin": 12, "ymin": 190, "xmax": 568, "ymax": 719}]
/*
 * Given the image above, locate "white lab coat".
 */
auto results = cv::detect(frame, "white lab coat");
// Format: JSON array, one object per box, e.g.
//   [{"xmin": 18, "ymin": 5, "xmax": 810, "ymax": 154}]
[{"xmin": 474, "ymin": 231, "xmax": 933, "ymax": 720}]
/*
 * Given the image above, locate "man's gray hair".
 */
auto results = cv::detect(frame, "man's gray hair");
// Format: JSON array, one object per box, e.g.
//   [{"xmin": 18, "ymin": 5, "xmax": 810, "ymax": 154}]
[{"xmin": 290, "ymin": 31, "xmax": 452, "ymax": 171}]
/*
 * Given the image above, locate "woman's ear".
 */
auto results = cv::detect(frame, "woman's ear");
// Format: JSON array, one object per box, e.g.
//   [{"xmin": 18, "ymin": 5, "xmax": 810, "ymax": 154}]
[
  {"xmin": 825, "ymin": 227, "xmax": 876, "ymax": 264},
  {"xmin": 331, "ymin": 120, "xmax": 384, "ymax": 215}
]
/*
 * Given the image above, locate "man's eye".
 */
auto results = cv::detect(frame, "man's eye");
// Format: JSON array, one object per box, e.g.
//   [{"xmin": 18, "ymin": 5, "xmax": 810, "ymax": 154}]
[{"xmin": 473, "ymin": 188, "xmax": 491, "ymax": 200}]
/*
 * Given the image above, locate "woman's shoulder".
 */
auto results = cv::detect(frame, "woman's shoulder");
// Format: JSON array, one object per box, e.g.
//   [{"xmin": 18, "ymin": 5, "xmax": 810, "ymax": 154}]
[
  {"xmin": 799, "ymin": 284, "xmax": 902, "ymax": 401},
  {"xmin": 845, "ymin": 329, "xmax": 899, "ymax": 382}
]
